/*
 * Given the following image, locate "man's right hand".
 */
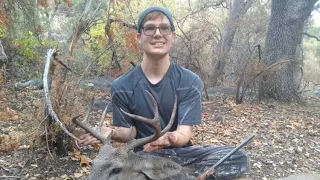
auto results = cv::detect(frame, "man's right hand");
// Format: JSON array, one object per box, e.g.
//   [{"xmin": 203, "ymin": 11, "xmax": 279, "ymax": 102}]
[{"xmin": 78, "ymin": 126, "xmax": 113, "ymax": 146}]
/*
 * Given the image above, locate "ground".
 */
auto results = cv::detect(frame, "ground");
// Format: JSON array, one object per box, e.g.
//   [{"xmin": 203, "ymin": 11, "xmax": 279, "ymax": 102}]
[{"xmin": 0, "ymin": 87, "xmax": 319, "ymax": 180}]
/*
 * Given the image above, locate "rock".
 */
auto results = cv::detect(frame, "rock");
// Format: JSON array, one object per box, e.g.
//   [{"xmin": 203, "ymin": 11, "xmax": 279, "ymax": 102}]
[
  {"xmin": 79, "ymin": 76, "xmax": 114, "ymax": 90},
  {"xmin": 268, "ymin": 104, "xmax": 276, "ymax": 109},
  {"xmin": 206, "ymin": 87, "xmax": 236, "ymax": 95},
  {"xmin": 14, "ymin": 78, "xmax": 43, "ymax": 90}
]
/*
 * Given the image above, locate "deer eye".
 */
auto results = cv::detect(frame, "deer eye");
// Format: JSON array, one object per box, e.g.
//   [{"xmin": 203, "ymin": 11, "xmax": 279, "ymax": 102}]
[{"xmin": 111, "ymin": 168, "xmax": 122, "ymax": 175}]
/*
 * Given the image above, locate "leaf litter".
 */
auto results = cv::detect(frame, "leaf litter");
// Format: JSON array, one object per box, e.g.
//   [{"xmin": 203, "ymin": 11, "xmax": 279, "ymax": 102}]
[{"xmin": 0, "ymin": 88, "xmax": 319, "ymax": 179}]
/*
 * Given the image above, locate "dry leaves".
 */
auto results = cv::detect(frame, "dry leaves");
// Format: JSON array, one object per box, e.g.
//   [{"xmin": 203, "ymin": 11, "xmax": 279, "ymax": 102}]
[
  {"xmin": 0, "ymin": 107, "xmax": 20, "ymax": 121},
  {"xmin": 193, "ymin": 96, "xmax": 320, "ymax": 179},
  {"xmin": 71, "ymin": 148, "xmax": 92, "ymax": 167},
  {"xmin": 0, "ymin": 133, "xmax": 19, "ymax": 152}
]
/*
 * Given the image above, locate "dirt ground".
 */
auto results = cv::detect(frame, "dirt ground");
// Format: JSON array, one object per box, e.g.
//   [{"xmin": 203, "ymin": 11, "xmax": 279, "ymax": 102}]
[{"xmin": 0, "ymin": 86, "xmax": 319, "ymax": 180}]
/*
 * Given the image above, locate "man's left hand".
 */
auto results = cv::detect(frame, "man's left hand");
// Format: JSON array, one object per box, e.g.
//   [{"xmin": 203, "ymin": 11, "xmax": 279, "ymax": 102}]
[{"xmin": 143, "ymin": 132, "xmax": 177, "ymax": 152}]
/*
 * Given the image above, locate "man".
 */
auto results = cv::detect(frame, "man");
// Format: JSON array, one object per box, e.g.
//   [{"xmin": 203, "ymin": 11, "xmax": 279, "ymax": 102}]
[{"xmin": 79, "ymin": 5, "xmax": 250, "ymax": 180}]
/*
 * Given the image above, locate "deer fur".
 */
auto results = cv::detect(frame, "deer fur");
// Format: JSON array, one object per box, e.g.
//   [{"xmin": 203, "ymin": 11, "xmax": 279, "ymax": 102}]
[{"xmin": 87, "ymin": 144, "xmax": 182, "ymax": 180}]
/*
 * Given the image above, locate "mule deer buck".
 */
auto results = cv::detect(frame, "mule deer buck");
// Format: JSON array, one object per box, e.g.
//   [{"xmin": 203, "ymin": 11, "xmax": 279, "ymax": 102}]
[{"xmin": 72, "ymin": 91, "xmax": 183, "ymax": 180}]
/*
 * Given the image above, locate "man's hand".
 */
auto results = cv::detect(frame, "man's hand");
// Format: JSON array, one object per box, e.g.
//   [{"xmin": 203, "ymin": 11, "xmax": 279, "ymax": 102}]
[
  {"xmin": 78, "ymin": 126, "xmax": 113, "ymax": 146},
  {"xmin": 143, "ymin": 125, "xmax": 192, "ymax": 153},
  {"xmin": 143, "ymin": 132, "xmax": 177, "ymax": 152}
]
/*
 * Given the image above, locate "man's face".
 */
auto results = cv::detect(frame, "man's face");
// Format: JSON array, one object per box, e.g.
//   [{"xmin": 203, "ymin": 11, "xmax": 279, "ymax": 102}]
[{"xmin": 137, "ymin": 15, "xmax": 176, "ymax": 58}]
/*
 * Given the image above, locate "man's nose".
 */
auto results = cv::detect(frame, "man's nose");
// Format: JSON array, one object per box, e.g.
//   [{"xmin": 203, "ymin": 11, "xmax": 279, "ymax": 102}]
[{"xmin": 154, "ymin": 28, "xmax": 162, "ymax": 36}]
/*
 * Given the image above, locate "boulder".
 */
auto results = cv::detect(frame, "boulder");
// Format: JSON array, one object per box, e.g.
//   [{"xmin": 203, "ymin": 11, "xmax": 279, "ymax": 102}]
[{"xmin": 79, "ymin": 75, "xmax": 114, "ymax": 90}]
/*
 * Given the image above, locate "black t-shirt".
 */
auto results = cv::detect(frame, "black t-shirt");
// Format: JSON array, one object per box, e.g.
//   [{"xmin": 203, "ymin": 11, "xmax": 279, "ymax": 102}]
[{"xmin": 111, "ymin": 62, "xmax": 202, "ymax": 149}]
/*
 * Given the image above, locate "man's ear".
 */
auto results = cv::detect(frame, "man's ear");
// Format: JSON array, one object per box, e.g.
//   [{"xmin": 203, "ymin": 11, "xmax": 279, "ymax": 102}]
[
  {"xmin": 136, "ymin": 155, "xmax": 181, "ymax": 179},
  {"xmin": 136, "ymin": 33, "xmax": 142, "ymax": 44},
  {"xmin": 172, "ymin": 31, "xmax": 177, "ymax": 42}
]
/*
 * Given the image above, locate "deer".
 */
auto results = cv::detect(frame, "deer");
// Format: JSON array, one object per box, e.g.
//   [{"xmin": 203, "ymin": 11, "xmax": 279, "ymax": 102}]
[{"xmin": 72, "ymin": 91, "xmax": 184, "ymax": 180}]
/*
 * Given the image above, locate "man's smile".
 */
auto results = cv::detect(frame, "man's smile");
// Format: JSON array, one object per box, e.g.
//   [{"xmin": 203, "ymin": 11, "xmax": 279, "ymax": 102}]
[{"xmin": 151, "ymin": 41, "xmax": 165, "ymax": 45}]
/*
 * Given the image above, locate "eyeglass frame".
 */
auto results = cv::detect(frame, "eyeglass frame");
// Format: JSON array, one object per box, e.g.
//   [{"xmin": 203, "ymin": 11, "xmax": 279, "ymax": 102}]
[{"xmin": 141, "ymin": 25, "xmax": 173, "ymax": 36}]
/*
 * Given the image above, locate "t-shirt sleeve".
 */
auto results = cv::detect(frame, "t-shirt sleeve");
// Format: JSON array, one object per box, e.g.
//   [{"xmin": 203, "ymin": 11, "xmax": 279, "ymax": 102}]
[
  {"xmin": 111, "ymin": 85, "xmax": 133, "ymax": 128},
  {"xmin": 177, "ymin": 76, "xmax": 202, "ymax": 125}
]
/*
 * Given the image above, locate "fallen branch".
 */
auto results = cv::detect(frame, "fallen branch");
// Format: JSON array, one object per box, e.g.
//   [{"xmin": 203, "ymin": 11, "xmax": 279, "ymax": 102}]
[
  {"xmin": 254, "ymin": 60, "xmax": 290, "ymax": 78},
  {"xmin": 43, "ymin": 49, "xmax": 79, "ymax": 141},
  {"xmin": 0, "ymin": 176, "xmax": 21, "ymax": 179}
]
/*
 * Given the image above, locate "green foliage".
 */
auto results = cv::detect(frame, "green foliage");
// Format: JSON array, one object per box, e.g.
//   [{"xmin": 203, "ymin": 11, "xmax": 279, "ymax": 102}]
[
  {"xmin": 86, "ymin": 21, "xmax": 110, "ymax": 70},
  {"xmin": 0, "ymin": 25, "xmax": 7, "ymax": 37},
  {"xmin": 14, "ymin": 31, "xmax": 39, "ymax": 60},
  {"xmin": 13, "ymin": 31, "xmax": 56, "ymax": 62},
  {"xmin": 87, "ymin": 21, "xmax": 106, "ymax": 51}
]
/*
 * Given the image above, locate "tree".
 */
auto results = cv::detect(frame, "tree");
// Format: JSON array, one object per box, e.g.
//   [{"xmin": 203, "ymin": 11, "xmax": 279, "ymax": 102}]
[
  {"xmin": 259, "ymin": 0, "xmax": 318, "ymax": 102},
  {"xmin": 210, "ymin": 0, "xmax": 254, "ymax": 87}
]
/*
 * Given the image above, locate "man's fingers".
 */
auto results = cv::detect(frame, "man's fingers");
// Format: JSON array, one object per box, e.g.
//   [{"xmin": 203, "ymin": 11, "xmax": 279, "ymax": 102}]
[
  {"xmin": 150, "ymin": 135, "xmax": 171, "ymax": 146},
  {"xmin": 85, "ymin": 137, "xmax": 99, "ymax": 145},
  {"xmin": 143, "ymin": 144, "xmax": 162, "ymax": 153},
  {"xmin": 78, "ymin": 135, "xmax": 99, "ymax": 146},
  {"xmin": 79, "ymin": 133, "xmax": 91, "ymax": 139},
  {"xmin": 143, "ymin": 141, "xmax": 169, "ymax": 152}
]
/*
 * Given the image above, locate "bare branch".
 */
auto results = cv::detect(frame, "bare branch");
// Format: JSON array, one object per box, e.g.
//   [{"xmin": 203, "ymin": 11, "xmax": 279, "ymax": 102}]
[
  {"xmin": 302, "ymin": 32, "xmax": 320, "ymax": 41},
  {"xmin": 109, "ymin": 18, "xmax": 136, "ymax": 30},
  {"xmin": 68, "ymin": 0, "xmax": 105, "ymax": 56},
  {"xmin": 123, "ymin": 0, "xmax": 137, "ymax": 28},
  {"xmin": 75, "ymin": 41, "xmax": 117, "ymax": 87},
  {"xmin": 43, "ymin": 49, "xmax": 79, "ymax": 141},
  {"xmin": 314, "ymin": 2, "xmax": 320, "ymax": 11},
  {"xmin": 174, "ymin": 0, "xmax": 226, "ymax": 24},
  {"xmin": 52, "ymin": 52, "xmax": 80, "ymax": 75}
]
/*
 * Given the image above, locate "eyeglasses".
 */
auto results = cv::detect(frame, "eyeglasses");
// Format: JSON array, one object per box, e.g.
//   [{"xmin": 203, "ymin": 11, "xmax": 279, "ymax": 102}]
[{"xmin": 142, "ymin": 25, "xmax": 172, "ymax": 36}]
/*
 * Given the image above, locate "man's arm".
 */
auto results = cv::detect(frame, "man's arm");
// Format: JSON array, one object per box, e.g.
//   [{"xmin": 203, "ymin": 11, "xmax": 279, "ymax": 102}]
[
  {"xmin": 143, "ymin": 125, "xmax": 192, "ymax": 152},
  {"xmin": 171, "ymin": 125, "xmax": 192, "ymax": 146},
  {"xmin": 78, "ymin": 126, "xmax": 136, "ymax": 146}
]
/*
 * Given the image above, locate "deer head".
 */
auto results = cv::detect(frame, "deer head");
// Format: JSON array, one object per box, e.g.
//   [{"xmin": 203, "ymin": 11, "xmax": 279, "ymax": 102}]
[{"xmin": 72, "ymin": 91, "xmax": 182, "ymax": 180}]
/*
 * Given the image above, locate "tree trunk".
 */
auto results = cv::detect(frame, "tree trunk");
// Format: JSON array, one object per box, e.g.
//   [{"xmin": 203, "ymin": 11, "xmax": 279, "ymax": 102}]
[
  {"xmin": 211, "ymin": 0, "xmax": 254, "ymax": 87},
  {"xmin": 106, "ymin": 19, "xmax": 121, "ymax": 70},
  {"xmin": 259, "ymin": 0, "xmax": 317, "ymax": 101}
]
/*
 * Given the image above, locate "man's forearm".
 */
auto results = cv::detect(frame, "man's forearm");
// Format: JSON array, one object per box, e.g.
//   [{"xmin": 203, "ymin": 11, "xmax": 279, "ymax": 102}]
[{"xmin": 170, "ymin": 125, "xmax": 192, "ymax": 147}]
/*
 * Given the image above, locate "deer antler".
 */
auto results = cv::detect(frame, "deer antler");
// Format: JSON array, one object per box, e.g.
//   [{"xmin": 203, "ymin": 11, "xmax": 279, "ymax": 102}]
[
  {"xmin": 120, "ymin": 90, "xmax": 178, "ymax": 152},
  {"xmin": 72, "ymin": 97, "xmax": 112, "ymax": 145}
]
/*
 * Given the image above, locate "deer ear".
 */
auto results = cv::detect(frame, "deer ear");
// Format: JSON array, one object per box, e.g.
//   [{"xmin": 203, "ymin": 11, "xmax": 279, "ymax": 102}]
[{"xmin": 139, "ymin": 156, "xmax": 181, "ymax": 179}]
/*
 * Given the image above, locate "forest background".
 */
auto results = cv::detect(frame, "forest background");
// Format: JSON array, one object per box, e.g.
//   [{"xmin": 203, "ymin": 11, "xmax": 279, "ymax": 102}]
[{"xmin": 0, "ymin": 0, "xmax": 319, "ymax": 179}]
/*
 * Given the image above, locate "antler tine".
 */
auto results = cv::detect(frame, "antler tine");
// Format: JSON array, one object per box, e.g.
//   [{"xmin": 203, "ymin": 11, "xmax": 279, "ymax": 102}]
[
  {"xmin": 159, "ymin": 95, "xmax": 177, "ymax": 135},
  {"xmin": 121, "ymin": 91, "xmax": 178, "ymax": 152},
  {"xmin": 72, "ymin": 97, "xmax": 112, "ymax": 144}
]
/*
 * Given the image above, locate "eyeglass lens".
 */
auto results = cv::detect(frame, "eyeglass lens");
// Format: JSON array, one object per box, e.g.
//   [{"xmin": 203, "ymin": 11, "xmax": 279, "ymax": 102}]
[{"xmin": 142, "ymin": 25, "xmax": 171, "ymax": 36}]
